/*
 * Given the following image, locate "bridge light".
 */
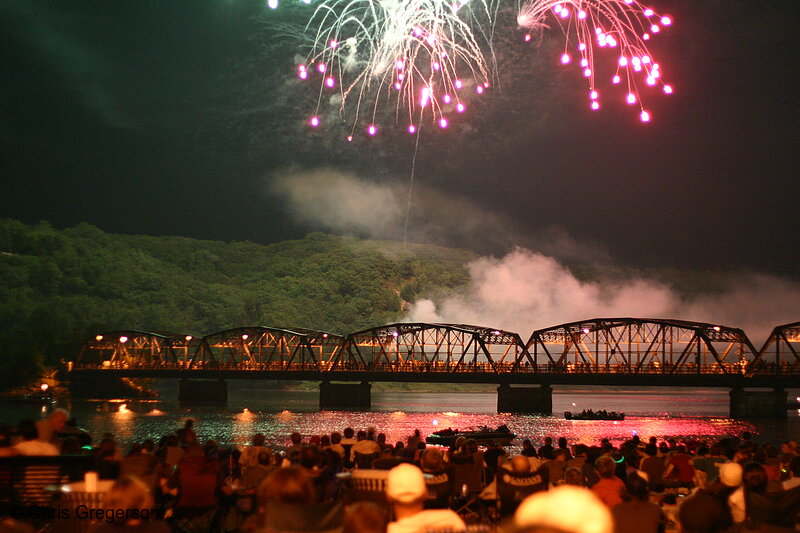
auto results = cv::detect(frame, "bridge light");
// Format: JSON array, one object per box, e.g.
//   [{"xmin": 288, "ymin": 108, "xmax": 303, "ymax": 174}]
[
  {"xmin": 185, "ymin": 335, "xmax": 193, "ymax": 341},
  {"xmin": 582, "ymin": 328, "xmax": 590, "ymax": 334},
  {"xmin": 492, "ymin": 330, "xmax": 501, "ymax": 335},
  {"xmin": 95, "ymin": 335, "xmax": 104, "ymax": 341},
  {"xmin": 242, "ymin": 334, "xmax": 249, "ymax": 340},
  {"xmin": 322, "ymin": 333, "xmax": 329, "ymax": 338},
  {"xmin": 392, "ymin": 331, "xmax": 399, "ymax": 338},
  {"xmin": 41, "ymin": 383, "xmax": 49, "ymax": 392},
  {"xmin": 713, "ymin": 326, "xmax": 721, "ymax": 331},
  {"xmin": 119, "ymin": 336, "xmax": 128, "ymax": 343}
]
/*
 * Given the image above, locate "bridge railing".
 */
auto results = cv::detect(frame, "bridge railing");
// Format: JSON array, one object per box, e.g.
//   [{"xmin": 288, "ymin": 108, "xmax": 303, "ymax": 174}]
[{"xmin": 72, "ymin": 360, "xmax": 800, "ymax": 375}]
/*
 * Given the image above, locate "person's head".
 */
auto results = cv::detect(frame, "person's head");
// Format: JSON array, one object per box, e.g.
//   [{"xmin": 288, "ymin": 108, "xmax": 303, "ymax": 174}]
[
  {"xmin": 257, "ymin": 451, "xmax": 271, "ymax": 466},
  {"xmin": 386, "ymin": 463, "xmax": 427, "ymax": 507},
  {"xmin": 257, "ymin": 466, "xmax": 315, "ymax": 508},
  {"xmin": 522, "ymin": 439, "xmax": 534, "ymax": 450},
  {"xmin": 644, "ymin": 443, "xmax": 658, "ymax": 457},
  {"xmin": 544, "ymin": 437, "xmax": 552, "ymax": 445},
  {"xmin": 465, "ymin": 439, "xmax": 478, "ymax": 454},
  {"xmin": 290, "ymin": 432, "xmax": 302, "ymax": 445},
  {"xmin": 252, "ymin": 433, "xmax": 265, "ymax": 446},
  {"xmin": 511, "ymin": 455, "xmax": 531, "ymax": 474},
  {"xmin": 356, "ymin": 430, "xmax": 367, "ymax": 441},
  {"xmin": 343, "ymin": 427, "xmax": 354, "ymax": 439},
  {"xmin": 514, "ymin": 486, "xmax": 612, "ymax": 533},
  {"xmin": 377, "ymin": 433, "xmax": 386, "ymax": 445},
  {"xmin": 16, "ymin": 420, "xmax": 38, "ymax": 441},
  {"xmin": 48, "ymin": 409, "xmax": 70, "ymax": 432},
  {"xmin": 103, "ymin": 477, "xmax": 155, "ymax": 523},
  {"xmin": 342, "ymin": 502, "xmax": 388, "ymax": 533},
  {"xmin": 299, "ymin": 445, "xmax": 321, "ymax": 469},
  {"xmin": 624, "ymin": 473, "xmax": 649, "ymax": 501},
  {"xmin": 553, "ymin": 449, "xmax": 566, "ymax": 461},
  {"xmin": 420, "ymin": 447, "xmax": 445, "ymax": 472},
  {"xmin": 331, "ymin": 431, "xmax": 342, "ymax": 444},
  {"xmin": 678, "ymin": 492, "xmax": 732, "ymax": 533},
  {"xmin": 595, "ymin": 455, "xmax": 616, "ymax": 479},
  {"xmin": 320, "ymin": 434, "xmax": 331, "ymax": 447},
  {"xmin": 184, "ymin": 419, "xmax": 194, "ymax": 429},
  {"xmin": 789, "ymin": 455, "xmax": 800, "ymax": 477},
  {"xmin": 742, "ymin": 462, "xmax": 768, "ymax": 494},
  {"xmin": 564, "ymin": 467, "xmax": 584, "ymax": 486},
  {"xmin": 558, "ymin": 437, "xmax": 568, "ymax": 449},
  {"xmin": 719, "ymin": 462, "xmax": 743, "ymax": 488}
]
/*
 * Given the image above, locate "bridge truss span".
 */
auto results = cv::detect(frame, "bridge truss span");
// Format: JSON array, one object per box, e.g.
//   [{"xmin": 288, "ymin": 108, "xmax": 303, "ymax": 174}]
[
  {"xmin": 753, "ymin": 321, "xmax": 800, "ymax": 374},
  {"xmin": 331, "ymin": 323, "xmax": 528, "ymax": 372},
  {"xmin": 190, "ymin": 327, "xmax": 342, "ymax": 370},
  {"xmin": 525, "ymin": 318, "xmax": 759, "ymax": 375},
  {"xmin": 77, "ymin": 330, "xmax": 195, "ymax": 367}
]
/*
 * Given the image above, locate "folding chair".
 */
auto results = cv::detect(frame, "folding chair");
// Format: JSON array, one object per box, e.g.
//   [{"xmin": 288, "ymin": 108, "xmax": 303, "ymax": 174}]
[
  {"xmin": 424, "ymin": 469, "xmax": 453, "ymax": 509},
  {"xmin": 495, "ymin": 466, "xmax": 549, "ymax": 517}
]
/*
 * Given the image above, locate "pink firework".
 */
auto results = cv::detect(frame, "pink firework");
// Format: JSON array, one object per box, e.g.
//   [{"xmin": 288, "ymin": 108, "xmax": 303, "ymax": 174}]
[{"xmin": 517, "ymin": 0, "xmax": 673, "ymax": 121}]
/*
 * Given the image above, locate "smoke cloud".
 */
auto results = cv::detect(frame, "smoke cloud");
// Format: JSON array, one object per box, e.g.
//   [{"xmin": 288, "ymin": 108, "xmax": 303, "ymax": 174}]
[
  {"xmin": 272, "ymin": 169, "xmax": 800, "ymax": 345},
  {"xmin": 407, "ymin": 248, "xmax": 800, "ymax": 345},
  {"xmin": 269, "ymin": 169, "xmax": 605, "ymax": 259}
]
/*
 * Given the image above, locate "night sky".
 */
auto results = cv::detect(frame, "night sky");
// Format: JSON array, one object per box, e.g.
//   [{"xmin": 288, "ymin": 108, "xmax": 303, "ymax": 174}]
[{"xmin": 1, "ymin": 0, "xmax": 798, "ymax": 277}]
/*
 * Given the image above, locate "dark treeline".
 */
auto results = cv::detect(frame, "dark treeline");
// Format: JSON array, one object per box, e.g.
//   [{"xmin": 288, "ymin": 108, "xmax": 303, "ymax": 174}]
[{"xmin": 0, "ymin": 219, "xmax": 475, "ymax": 390}]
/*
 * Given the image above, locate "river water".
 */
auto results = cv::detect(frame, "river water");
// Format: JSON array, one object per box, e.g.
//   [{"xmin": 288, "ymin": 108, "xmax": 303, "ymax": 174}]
[{"xmin": 2, "ymin": 382, "xmax": 799, "ymax": 452}]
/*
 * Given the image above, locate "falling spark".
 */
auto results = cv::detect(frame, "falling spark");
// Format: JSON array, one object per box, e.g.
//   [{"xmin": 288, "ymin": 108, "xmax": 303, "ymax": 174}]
[{"xmin": 517, "ymin": 0, "xmax": 674, "ymax": 121}]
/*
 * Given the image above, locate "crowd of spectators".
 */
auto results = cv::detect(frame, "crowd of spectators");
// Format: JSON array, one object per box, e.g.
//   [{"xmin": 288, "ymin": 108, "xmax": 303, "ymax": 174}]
[{"xmin": 2, "ymin": 410, "xmax": 800, "ymax": 533}]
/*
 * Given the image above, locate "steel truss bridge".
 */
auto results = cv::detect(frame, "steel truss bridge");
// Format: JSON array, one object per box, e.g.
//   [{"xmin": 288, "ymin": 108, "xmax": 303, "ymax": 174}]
[{"xmin": 70, "ymin": 318, "xmax": 800, "ymax": 388}]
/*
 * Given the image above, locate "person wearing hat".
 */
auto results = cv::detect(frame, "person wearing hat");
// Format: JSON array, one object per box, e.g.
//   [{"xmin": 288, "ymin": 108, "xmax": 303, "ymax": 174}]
[
  {"xmin": 513, "ymin": 485, "xmax": 613, "ymax": 533},
  {"xmin": 718, "ymin": 462, "xmax": 747, "ymax": 522},
  {"xmin": 386, "ymin": 463, "xmax": 465, "ymax": 533}
]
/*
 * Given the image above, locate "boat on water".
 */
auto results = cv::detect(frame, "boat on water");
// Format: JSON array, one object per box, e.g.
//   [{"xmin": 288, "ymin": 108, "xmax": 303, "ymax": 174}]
[
  {"xmin": 564, "ymin": 410, "xmax": 625, "ymax": 421},
  {"xmin": 425, "ymin": 424, "xmax": 516, "ymax": 447},
  {"xmin": 17, "ymin": 391, "xmax": 56, "ymax": 404}
]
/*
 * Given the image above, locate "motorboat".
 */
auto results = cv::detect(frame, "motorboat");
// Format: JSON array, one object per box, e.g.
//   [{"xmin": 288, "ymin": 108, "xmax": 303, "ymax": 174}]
[
  {"xmin": 425, "ymin": 424, "xmax": 516, "ymax": 447},
  {"xmin": 564, "ymin": 410, "xmax": 625, "ymax": 421}
]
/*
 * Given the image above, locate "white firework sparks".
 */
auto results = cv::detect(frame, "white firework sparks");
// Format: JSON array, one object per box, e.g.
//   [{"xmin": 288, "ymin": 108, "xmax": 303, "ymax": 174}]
[{"xmin": 296, "ymin": 0, "xmax": 499, "ymax": 138}]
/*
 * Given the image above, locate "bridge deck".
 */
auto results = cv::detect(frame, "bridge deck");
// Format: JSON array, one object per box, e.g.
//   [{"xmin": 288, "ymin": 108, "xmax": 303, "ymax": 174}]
[{"xmin": 69, "ymin": 364, "xmax": 800, "ymax": 389}]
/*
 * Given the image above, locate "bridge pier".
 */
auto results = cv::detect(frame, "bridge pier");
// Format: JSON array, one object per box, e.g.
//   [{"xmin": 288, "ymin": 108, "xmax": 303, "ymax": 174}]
[
  {"xmin": 178, "ymin": 379, "xmax": 228, "ymax": 405},
  {"xmin": 497, "ymin": 384, "xmax": 552, "ymax": 414},
  {"xmin": 319, "ymin": 381, "xmax": 371, "ymax": 410},
  {"xmin": 730, "ymin": 387, "xmax": 786, "ymax": 419}
]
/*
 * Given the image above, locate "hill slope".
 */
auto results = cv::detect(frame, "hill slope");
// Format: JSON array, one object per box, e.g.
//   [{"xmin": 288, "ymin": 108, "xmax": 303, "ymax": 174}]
[{"xmin": 0, "ymin": 219, "xmax": 476, "ymax": 389}]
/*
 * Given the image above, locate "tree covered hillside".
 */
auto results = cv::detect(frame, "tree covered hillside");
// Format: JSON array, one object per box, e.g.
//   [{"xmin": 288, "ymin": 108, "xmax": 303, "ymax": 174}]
[{"xmin": 0, "ymin": 219, "xmax": 475, "ymax": 389}]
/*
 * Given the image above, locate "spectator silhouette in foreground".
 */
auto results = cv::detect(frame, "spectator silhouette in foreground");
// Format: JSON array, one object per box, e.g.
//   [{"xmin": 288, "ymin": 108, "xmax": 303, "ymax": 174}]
[
  {"xmin": 513, "ymin": 485, "xmax": 612, "ymax": 533},
  {"xmin": 386, "ymin": 463, "xmax": 465, "ymax": 533},
  {"xmin": 89, "ymin": 476, "xmax": 170, "ymax": 533}
]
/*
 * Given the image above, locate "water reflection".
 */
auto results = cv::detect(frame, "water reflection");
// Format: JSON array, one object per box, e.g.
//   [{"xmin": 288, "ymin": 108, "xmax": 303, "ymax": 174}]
[{"xmin": 0, "ymin": 386, "xmax": 797, "ymax": 453}]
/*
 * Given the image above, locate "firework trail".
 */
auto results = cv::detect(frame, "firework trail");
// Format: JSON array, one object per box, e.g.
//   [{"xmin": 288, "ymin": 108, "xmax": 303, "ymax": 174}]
[
  {"xmin": 292, "ymin": 0, "xmax": 499, "ymax": 138},
  {"xmin": 517, "ymin": 0, "xmax": 673, "ymax": 122}
]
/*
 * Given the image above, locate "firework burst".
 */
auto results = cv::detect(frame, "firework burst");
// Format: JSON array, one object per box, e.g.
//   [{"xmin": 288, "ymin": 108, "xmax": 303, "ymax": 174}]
[
  {"xmin": 295, "ymin": 0, "xmax": 499, "ymax": 138},
  {"xmin": 517, "ymin": 0, "xmax": 673, "ymax": 122}
]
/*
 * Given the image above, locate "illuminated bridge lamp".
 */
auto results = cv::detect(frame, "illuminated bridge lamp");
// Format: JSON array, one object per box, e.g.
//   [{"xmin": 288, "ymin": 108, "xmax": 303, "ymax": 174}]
[
  {"xmin": 185, "ymin": 335, "xmax": 193, "ymax": 341},
  {"xmin": 713, "ymin": 326, "xmax": 721, "ymax": 332},
  {"xmin": 242, "ymin": 334, "xmax": 249, "ymax": 340},
  {"xmin": 582, "ymin": 328, "xmax": 590, "ymax": 334},
  {"xmin": 119, "ymin": 336, "xmax": 128, "ymax": 343},
  {"xmin": 95, "ymin": 335, "xmax": 104, "ymax": 341}
]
